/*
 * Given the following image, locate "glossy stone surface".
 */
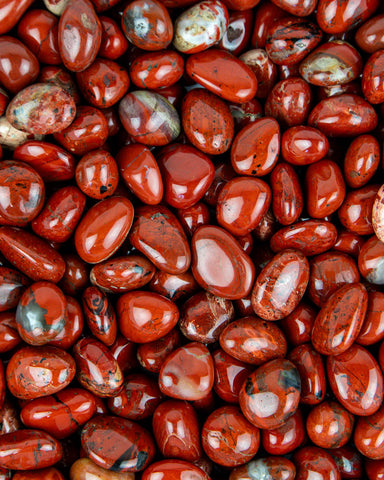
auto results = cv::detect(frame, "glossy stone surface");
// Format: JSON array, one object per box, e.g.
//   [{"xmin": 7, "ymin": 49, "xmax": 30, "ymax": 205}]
[
  {"xmin": 306, "ymin": 159, "xmax": 346, "ymax": 218},
  {"xmin": 20, "ymin": 387, "xmax": 95, "ymax": 439},
  {"xmin": 137, "ymin": 328, "xmax": 181, "ymax": 373},
  {"xmin": 300, "ymin": 41, "xmax": 362, "ymax": 86},
  {"xmin": 327, "ymin": 344, "xmax": 383, "ymax": 416},
  {"xmin": 0, "ymin": 227, "xmax": 65, "ymax": 283},
  {"xmin": 202, "ymin": 405, "xmax": 260, "ymax": 467},
  {"xmin": 75, "ymin": 196, "xmax": 134, "ymax": 264},
  {"xmin": 231, "ymin": 117, "xmax": 280, "ymax": 176},
  {"xmin": 281, "ymin": 126, "xmax": 329, "ymax": 166},
  {"xmin": 48, "ymin": 296, "xmax": 83, "ymax": 350},
  {"xmin": 293, "ymin": 447, "xmax": 340, "ymax": 480},
  {"xmin": 239, "ymin": 358, "xmax": 301, "ymax": 429},
  {"xmin": 180, "ymin": 291, "xmax": 234, "ymax": 344},
  {"xmin": 0, "ymin": 430, "xmax": 62, "ymax": 470},
  {"xmin": 309, "ymin": 94, "xmax": 377, "ymax": 136},
  {"xmin": 329, "ymin": 446, "xmax": 363, "ymax": 479},
  {"xmin": 265, "ymin": 77, "xmax": 312, "ymax": 127},
  {"xmin": 129, "ymin": 205, "xmax": 191, "ymax": 274},
  {"xmin": 13, "ymin": 468, "xmax": 65, "ymax": 480},
  {"xmin": 357, "ymin": 291, "xmax": 384, "ymax": 345},
  {"xmin": 90, "ymin": 255, "xmax": 155, "ymax": 293},
  {"xmin": 76, "ymin": 59, "xmax": 129, "ymax": 109},
  {"xmin": 6, "ymin": 345, "xmax": 75, "ymax": 399},
  {"xmin": 271, "ymin": 162, "xmax": 302, "ymax": 226},
  {"xmin": 117, "ymin": 290, "xmax": 179, "ymax": 343},
  {"xmin": 339, "ymin": 184, "xmax": 378, "ymax": 235},
  {"xmin": 344, "ymin": 134, "xmax": 380, "ymax": 188},
  {"xmin": 142, "ymin": 460, "xmax": 211, "ymax": 480},
  {"xmin": 252, "ymin": 249, "xmax": 309, "ymax": 321},
  {"xmin": 70, "ymin": 459, "xmax": 134, "ymax": 480},
  {"xmin": 0, "ymin": 160, "xmax": 45, "ymax": 227},
  {"xmin": 0, "ymin": 0, "xmax": 34, "ymax": 35},
  {"xmin": 16, "ymin": 281, "xmax": 67, "ymax": 346},
  {"xmin": 182, "ymin": 88, "xmax": 234, "ymax": 155},
  {"xmin": 39, "ymin": 65, "xmax": 80, "ymax": 103},
  {"xmin": 312, "ymin": 283, "xmax": 367, "ymax": 356},
  {"xmin": 186, "ymin": 49, "xmax": 257, "ymax": 103},
  {"xmin": 73, "ymin": 337, "xmax": 123, "ymax": 397},
  {"xmin": 13, "ymin": 141, "xmax": 75, "ymax": 182},
  {"xmin": 316, "ymin": 0, "xmax": 379, "ymax": 34},
  {"xmin": 358, "ymin": 236, "xmax": 384, "ymax": 284},
  {"xmin": 58, "ymin": 0, "xmax": 102, "ymax": 72},
  {"xmin": 32, "ymin": 186, "xmax": 86, "ymax": 243},
  {"xmin": 355, "ymin": 13, "xmax": 384, "ymax": 53},
  {"xmin": 157, "ymin": 144, "xmax": 214, "ymax": 209},
  {"xmin": 159, "ymin": 342, "xmax": 214, "ymax": 400},
  {"xmin": 0, "ymin": 311, "xmax": 22, "ymax": 351},
  {"xmin": 17, "ymin": 9, "xmax": 60, "ymax": 65},
  {"xmin": 220, "ymin": 316, "xmax": 287, "ymax": 365},
  {"xmin": 75, "ymin": 150, "xmax": 118, "ymax": 200},
  {"xmin": 152, "ymin": 400, "xmax": 202, "ymax": 461},
  {"xmin": 230, "ymin": 457, "xmax": 296, "ymax": 480},
  {"xmin": 59, "ymin": 254, "xmax": 88, "ymax": 297},
  {"xmin": 239, "ymin": 48, "xmax": 277, "ymax": 99},
  {"xmin": 266, "ymin": 17, "xmax": 322, "ymax": 65},
  {"xmin": 217, "ymin": 177, "xmax": 271, "ymax": 235},
  {"xmin": 82, "ymin": 286, "xmax": 116, "ymax": 346},
  {"xmin": 108, "ymin": 373, "xmax": 162, "ymax": 420},
  {"xmin": 177, "ymin": 202, "xmax": 211, "ymax": 237},
  {"xmin": 306, "ymin": 401, "xmax": 354, "ymax": 449},
  {"xmin": 0, "ymin": 36, "xmax": 39, "ymax": 94},
  {"xmin": 355, "ymin": 405, "xmax": 384, "ymax": 459},
  {"xmin": 119, "ymin": 91, "xmax": 180, "ymax": 146},
  {"xmin": 99, "ymin": 16, "xmax": 129, "ymax": 60},
  {"xmin": 213, "ymin": 348, "xmax": 253, "ymax": 403},
  {"xmin": 116, "ymin": 144, "xmax": 163, "ymax": 205},
  {"xmin": 81, "ymin": 415, "xmax": 155, "ymax": 471},
  {"xmin": 219, "ymin": 9, "xmax": 253, "ymax": 55},
  {"xmin": 54, "ymin": 105, "xmax": 108, "ymax": 155},
  {"xmin": 191, "ymin": 225, "xmax": 255, "ymax": 299},
  {"xmin": 121, "ymin": 0, "xmax": 173, "ymax": 51},
  {"xmin": 270, "ymin": 220, "xmax": 337, "ymax": 256},
  {"xmin": 261, "ymin": 410, "xmax": 305, "ymax": 455},
  {"xmin": 363, "ymin": 50, "xmax": 384, "ymax": 104},
  {"xmin": 288, "ymin": 343, "xmax": 326, "ymax": 405}
]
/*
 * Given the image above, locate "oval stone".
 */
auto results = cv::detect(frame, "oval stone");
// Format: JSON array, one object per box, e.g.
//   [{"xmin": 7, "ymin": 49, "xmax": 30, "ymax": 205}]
[
  {"xmin": 75, "ymin": 197, "xmax": 134, "ymax": 264},
  {"xmin": 6, "ymin": 84, "xmax": 76, "ymax": 135},
  {"xmin": 191, "ymin": 225, "xmax": 255, "ymax": 299},
  {"xmin": 70, "ymin": 458, "xmax": 134, "ymax": 480}
]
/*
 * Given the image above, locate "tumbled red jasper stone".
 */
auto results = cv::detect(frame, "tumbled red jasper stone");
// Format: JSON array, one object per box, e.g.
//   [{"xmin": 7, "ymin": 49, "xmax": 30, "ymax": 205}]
[
  {"xmin": 73, "ymin": 337, "xmax": 123, "ymax": 397},
  {"xmin": 202, "ymin": 406, "xmax": 260, "ymax": 467},
  {"xmin": 81, "ymin": 415, "xmax": 155, "ymax": 472},
  {"xmin": 309, "ymin": 94, "xmax": 377, "ymax": 136},
  {"xmin": 152, "ymin": 400, "xmax": 202, "ymax": 462},
  {"xmin": 75, "ymin": 196, "xmax": 134, "ymax": 264},
  {"xmin": 355, "ymin": 13, "xmax": 384, "ymax": 53},
  {"xmin": 252, "ymin": 249, "xmax": 309, "ymax": 321},
  {"xmin": 16, "ymin": 281, "xmax": 67, "ymax": 346},
  {"xmin": 219, "ymin": 316, "xmax": 287, "ymax": 365},
  {"xmin": 129, "ymin": 205, "xmax": 191, "ymax": 274},
  {"xmin": 316, "ymin": 0, "xmax": 379, "ymax": 34},
  {"xmin": 0, "ymin": 227, "xmax": 65, "ymax": 283},
  {"xmin": 357, "ymin": 291, "xmax": 384, "ymax": 345},
  {"xmin": 186, "ymin": 49, "xmax": 257, "ymax": 103},
  {"xmin": 308, "ymin": 251, "xmax": 360, "ymax": 307},
  {"xmin": 355, "ymin": 405, "xmax": 384, "ymax": 459},
  {"xmin": 142, "ymin": 460, "xmax": 211, "ymax": 480},
  {"xmin": 32, "ymin": 186, "xmax": 86, "ymax": 243},
  {"xmin": 0, "ymin": 160, "xmax": 45, "ymax": 227},
  {"xmin": 239, "ymin": 358, "xmax": 301, "ymax": 429},
  {"xmin": 271, "ymin": 162, "xmax": 303, "ymax": 226},
  {"xmin": 99, "ymin": 16, "xmax": 128, "ymax": 60},
  {"xmin": 0, "ymin": 0, "xmax": 34, "ymax": 35},
  {"xmin": 137, "ymin": 328, "xmax": 181, "ymax": 373},
  {"xmin": 82, "ymin": 286, "xmax": 117, "ymax": 346},
  {"xmin": 217, "ymin": 177, "xmax": 271, "ymax": 236},
  {"xmin": 181, "ymin": 88, "xmax": 234, "ymax": 155},
  {"xmin": 38, "ymin": 65, "xmax": 80, "ymax": 103},
  {"xmin": 362, "ymin": 50, "xmax": 384, "ymax": 104},
  {"xmin": 48, "ymin": 296, "xmax": 83, "ymax": 350},
  {"xmin": 6, "ymin": 84, "xmax": 76, "ymax": 135},
  {"xmin": 231, "ymin": 117, "xmax": 280, "ymax": 176},
  {"xmin": 20, "ymin": 388, "xmax": 96, "ymax": 439},
  {"xmin": 0, "ymin": 267, "xmax": 28, "ymax": 312},
  {"xmin": 116, "ymin": 144, "xmax": 163, "ymax": 205},
  {"xmin": 157, "ymin": 144, "xmax": 215, "ymax": 209},
  {"xmin": 90, "ymin": 255, "xmax": 155, "ymax": 293},
  {"xmin": 344, "ymin": 134, "xmax": 380, "ymax": 188},
  {"xmin": 293, "ymin": 447, "xmax": 340, "ymax": 480},
  {"xmin": 261, "ymin": 409, "xmax": 306, "ymax": 455},
  {"xmin": 327, "ymin": 344, "xmax": 383, "ymax": 416},
  {"xmin": 117, "ymin": 291, "xmax": 179, "ymax": 343},
  {"xmin": 6, "ymin": 346, "xmax": 75, "ymax": 399},
  {"xmin": 159, "ymin": 342, "xmax": 214, "ymax": 401},
  {"xmin": 281, "ymin": 126, "xmax": 329, "ymax": 166},
  {"xmin": 53, "ymin": 106, "xmax": 109, "ymax": 156},
  {"xmin": 0, "ymin": 36, "xmax": 39, "ymax": 94},
  {"xmin": 339, "ymin": 184, "xmax": 379, "ymax": 235},
  {"xmin": 13, "ymin": 141, "xmax": 75, "ymax": 182},
  {"xmin": 130, "ymin": 50, "xmax": 184, "ymax": 89},
  {"xmin": 0, "ymin": 430, "xmax": 62, "ymax": 471},
  {"xmin": 75, "ymin": 150, "xmax": 119, "ymax": 200},
  {"xmin": 191, "ymin": 225, "xmax": 255, "ymax": 299},
  {"xmin": 58, "ymin": 0, "xmax": 102, "ymax": 72},
  {"xmin": 13, "ymin": 467, "xmax": 65, "ymax": 480},
  {"xmin": 76, "ymin": 59, "xmax": 130, "ymax": 108}
]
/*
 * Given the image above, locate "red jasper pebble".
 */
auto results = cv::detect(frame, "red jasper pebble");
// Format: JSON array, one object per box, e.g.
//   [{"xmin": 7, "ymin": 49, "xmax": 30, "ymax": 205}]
[
  {"xmin": 261, "ymin": 409, "xmax": 306, "ymax": 455},
  {"xmin": 142, "ymin": 460, "xmax": 211, "ymax": 480},
  {"xmin": 82, "ymin": 286, "xmax": 117, "ymax": 346},
  {"xmin": 293, "ymin": 446, "xmax": 340, "ymax": 480}
]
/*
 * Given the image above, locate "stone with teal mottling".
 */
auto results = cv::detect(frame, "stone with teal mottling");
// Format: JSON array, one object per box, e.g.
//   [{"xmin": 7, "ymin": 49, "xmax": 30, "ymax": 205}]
[{"xmin": 6, "ymin": 83, "xmax": 76, "ymax": 135}]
